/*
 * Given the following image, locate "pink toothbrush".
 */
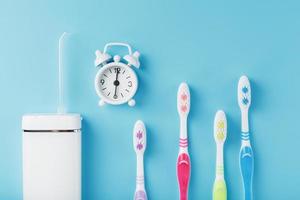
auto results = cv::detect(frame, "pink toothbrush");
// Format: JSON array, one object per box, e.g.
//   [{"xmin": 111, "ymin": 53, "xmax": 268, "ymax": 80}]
[{"xmin": 177, "ymin": 82, "xmax": 191, "ymax": 200}]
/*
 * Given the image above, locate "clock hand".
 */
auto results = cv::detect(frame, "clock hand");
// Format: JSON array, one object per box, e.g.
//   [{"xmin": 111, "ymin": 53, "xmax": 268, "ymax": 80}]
[
  {"xmin": 113, "ymin": 70, "xmax": 120, "ymax": 99},
  {"xmin": 116, "ymin": 70, "xmax": 120, "ymax": 81},
  {"xmin": 114, "ymin": 86, "xmax": 118, "ymax": 99}
]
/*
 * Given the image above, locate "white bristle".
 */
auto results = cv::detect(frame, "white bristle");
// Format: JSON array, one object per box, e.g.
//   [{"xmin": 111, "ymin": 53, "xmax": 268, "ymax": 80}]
[
  {"xmin": 133, "ymin": 120, "xmax": 146, "ymax": 154},
  {"xmin": 214, "ymin": 110, "xmax": 227, "ymax": 143},
  {"xmin": 177, "ymin": 82, "xmax": 190, "ymax": 116},
  {"xmin": 238, "ymin": 75, "xmax": 251, "ymax": 110}
]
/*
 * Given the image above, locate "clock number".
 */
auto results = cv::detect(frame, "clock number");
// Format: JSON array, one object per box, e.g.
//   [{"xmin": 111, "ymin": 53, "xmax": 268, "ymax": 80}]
[
  {"xmin": 114, "ymin": 67, "xmax": 121, "ymax": 73},
  {"xmin": 100, "ymin": 79, "xmax": 105, "ymax": 85},
  {"xmin": 128, "ymin": 81, "xmax": 132, "ymax": 87}
]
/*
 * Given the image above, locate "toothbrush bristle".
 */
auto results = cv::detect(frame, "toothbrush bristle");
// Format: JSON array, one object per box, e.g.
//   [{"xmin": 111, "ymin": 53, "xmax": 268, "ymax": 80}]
[
  {"xmin": 177, "ymin": 82, "xmax": 190, "ymax": 116},
  {"xmin": 238, "ymin": 76, "xmax": 251, "ymax": 108},
  {"xmin": 217, "ymin": 122, "xmax": 225, "ymax": 140},
  {"xmin": 133, "ymin": 120, "xmax": 146, "ymax": 153},
  {"xmin": 214, "ymin": 110, "xmax": 227, "ymax": 143}
]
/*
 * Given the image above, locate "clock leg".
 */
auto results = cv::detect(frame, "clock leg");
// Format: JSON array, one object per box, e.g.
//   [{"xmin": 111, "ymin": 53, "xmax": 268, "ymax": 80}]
[
  {"xmin": 99, "ymin": 99, "xmax": 105, "ymax": 106},
  {"xmin": 128, "ymin": 99, "xmax": 136, "ymax": 107}
]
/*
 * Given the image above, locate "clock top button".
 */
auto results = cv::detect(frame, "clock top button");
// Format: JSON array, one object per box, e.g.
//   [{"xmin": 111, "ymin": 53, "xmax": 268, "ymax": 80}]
[{"xmin": 113, "ymin": 55, "xmax": 121, "ymax": 62}]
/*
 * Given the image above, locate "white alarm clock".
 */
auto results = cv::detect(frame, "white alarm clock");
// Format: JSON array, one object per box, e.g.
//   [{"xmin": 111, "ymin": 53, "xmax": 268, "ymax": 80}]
[{"xmin": 94, "ymin": 43, "xmax": 140, "ymax": 107}]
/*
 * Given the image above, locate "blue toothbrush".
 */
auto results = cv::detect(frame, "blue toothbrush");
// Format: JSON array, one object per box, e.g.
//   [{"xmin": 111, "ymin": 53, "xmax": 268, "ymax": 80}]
[{"xmin": 238, "ymin": 76, "xmax": 254, "ymax": 200}]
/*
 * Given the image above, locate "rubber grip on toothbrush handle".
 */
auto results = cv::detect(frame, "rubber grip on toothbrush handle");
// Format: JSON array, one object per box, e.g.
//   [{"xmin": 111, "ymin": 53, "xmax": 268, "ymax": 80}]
[
  {"xmin": 213, "ymin": 179, "xmax": 227, "ymax": 200},
  {"xmin": 134, "ymin": 190, "xmax": 147, "ymax": 200},
  {"xmin": 240, "ymin": 145, "xmax": 254, "ymax": 200},
  {"xmin": 177, "ymin": 153, "xmax": 190, "ymax": 200}
]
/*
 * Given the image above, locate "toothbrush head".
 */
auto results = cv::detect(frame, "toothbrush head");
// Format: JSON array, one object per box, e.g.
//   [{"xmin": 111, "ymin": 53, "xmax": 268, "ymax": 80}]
[
  {"xmin": 177, "ymin": 82, "xmax": 190, "ymax": 118},
  {"xmin": 133, "ymin": 120, "xmax": 147, "ymax": 154},
  {"xmin": 214, "ymin": 110, "xmax": 227, "ymax": 144},
  {"xmin": 238, "ymin": 75, "xmax": 251, "ymax": 110}
]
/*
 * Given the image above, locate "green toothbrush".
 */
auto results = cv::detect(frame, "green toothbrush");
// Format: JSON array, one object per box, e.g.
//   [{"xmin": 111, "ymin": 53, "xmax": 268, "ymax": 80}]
[{"xmin": 212, "ymin": 110, "xmax": 227, "ymax": 200}]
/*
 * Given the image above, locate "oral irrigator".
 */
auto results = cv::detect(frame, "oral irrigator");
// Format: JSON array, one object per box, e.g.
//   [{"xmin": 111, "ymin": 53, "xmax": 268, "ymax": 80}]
[{"xmin": 22, "ymin": 33, "xmax": 82, "ymax": 200}]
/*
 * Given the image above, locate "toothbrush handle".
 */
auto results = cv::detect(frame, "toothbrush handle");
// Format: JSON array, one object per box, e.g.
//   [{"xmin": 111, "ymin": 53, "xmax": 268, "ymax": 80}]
[
  {"xmin": 177, "ymin": 153, "xmax": 190, "ymax": 200},
  {"xmin": 240, "ymin": 145, "xmax": 254, "ymax": 200},
  {"xmin": 135, "ymin": 156, "xmax": 147, "ymax": 200},
  {"xmin": 134, "ymin": 190, "xmax": 147, "ymax": 200},
  {"xmin": 213, "ymin": 179, "xmax": 227, "ymax": 200}
]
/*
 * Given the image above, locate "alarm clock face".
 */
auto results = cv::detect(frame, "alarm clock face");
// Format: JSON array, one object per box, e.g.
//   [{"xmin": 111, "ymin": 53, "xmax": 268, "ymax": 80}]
[{"xmin": 95, "ymin": 62, "xmax": 138, "ymax": 105}]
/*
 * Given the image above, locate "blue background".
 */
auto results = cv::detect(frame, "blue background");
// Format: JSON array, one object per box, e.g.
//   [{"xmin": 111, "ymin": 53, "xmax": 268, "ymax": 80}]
[{"xmin": 0, "ymin": 0, "xmax": 300, "ymax": 199}]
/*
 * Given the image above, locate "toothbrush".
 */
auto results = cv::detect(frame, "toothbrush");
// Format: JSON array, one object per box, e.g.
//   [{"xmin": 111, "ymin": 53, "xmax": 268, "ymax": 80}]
[
  {"xmin": 238, "ymin": 76, "xmax": 254, "ymax": 200},
  {"xmin": 133, "ymin": 120, "xmax": 148, "ymax": 200},
  {"xmin": 176, "ymin": 82, "xmax": 191, "ymax": 200},
  {"xmin": 213, "ymin": 110, "xmax": 227, "ymax": 200}
]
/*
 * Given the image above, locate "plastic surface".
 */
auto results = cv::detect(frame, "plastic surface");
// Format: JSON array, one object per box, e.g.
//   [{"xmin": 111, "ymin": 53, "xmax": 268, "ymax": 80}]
[
  {"xmin": 134, "ymin": 190, "xmax": 147, "ymax": 200},
  {"xmin": 177, "ymin": 83, "xmax": 191, "ymax": 200},
  {"xmin": 238, "ymin": 76, "xmax": 254, "ymax": 200},
  {"xmin": 124, "ymin": 51, "xmax": 140, "ymax": 68},
  {"xmin": 94, "ymin": 50, "xmax": 111, "ymax": 67},
  {"xmin": 23, "ymin": 119, "xmax": 81, "ymax": 200},
  {"xmin": 177, "ymin": 153, "xmax": 190, "ymax": 200},
  {"xmin": 213, "ymin": 111, "xmax": 227, "ymax": 200},
  {"xmin": 177, "ymin": 82, "xmax": 190, "ymax": 153},
  {"xmin": 22, "ymin": 114, "xmax": 81, "ymax": 130},
  {"xmin": 240, "ymin": 145, "xmax": 254, "ymax": 200},
  {"xmin": 133, "ymin": 120, "xmax": 147, "ymax": 200},
  {"xmin": 213, "ymin": 180, "xmax": 227, "ymax": 200},
  {"xmin": 214, "ymin": 110, "xmax": 227, "ymax": 144},
  {"xmin": 238, "ymin": 75, "xmax": 251, "ymax": 133},
  {"xmin": 177, "ymin": 82, "xmax": 190, "ymax": 119}
]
